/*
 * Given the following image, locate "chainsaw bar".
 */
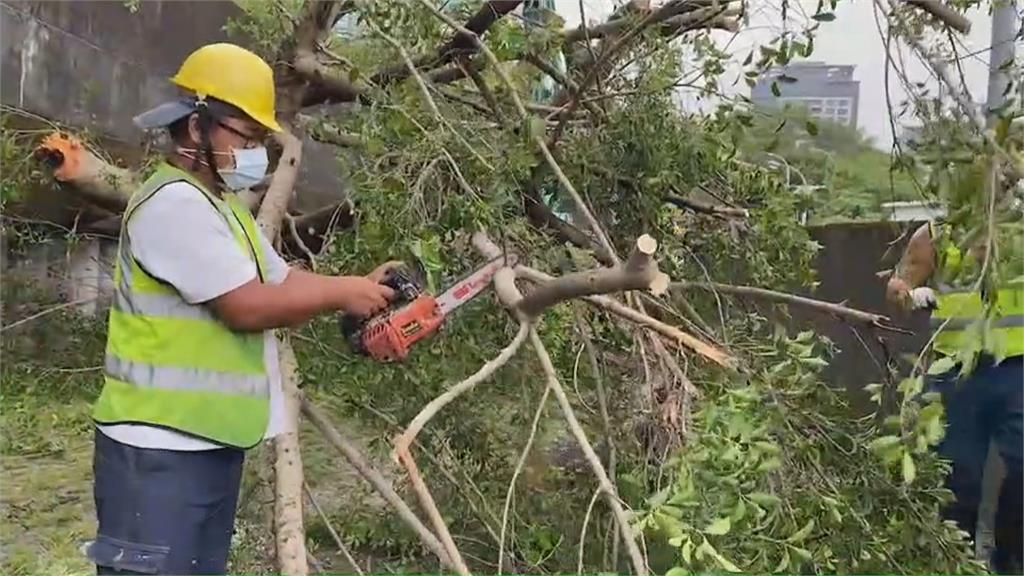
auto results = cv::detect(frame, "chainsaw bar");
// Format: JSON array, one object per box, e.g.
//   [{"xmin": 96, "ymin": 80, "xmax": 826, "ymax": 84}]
[{"xmin": 434, "ymin": 254, "xmax": 518, "ymax": 316}]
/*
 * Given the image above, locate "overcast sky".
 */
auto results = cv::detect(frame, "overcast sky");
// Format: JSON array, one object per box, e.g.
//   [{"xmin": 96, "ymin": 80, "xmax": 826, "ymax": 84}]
[{"xmin": 550, "ymin": 0, "xmax": 1019, "ymax": 150}]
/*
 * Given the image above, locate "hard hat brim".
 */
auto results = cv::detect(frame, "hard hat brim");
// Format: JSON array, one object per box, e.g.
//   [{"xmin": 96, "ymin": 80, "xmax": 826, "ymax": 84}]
[{"xmin": 133, "ymin": 99, "xmax": 196, "ymax": 130}]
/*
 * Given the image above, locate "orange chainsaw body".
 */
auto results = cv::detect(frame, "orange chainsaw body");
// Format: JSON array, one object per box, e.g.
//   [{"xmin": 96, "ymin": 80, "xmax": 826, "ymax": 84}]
[{"xmin": 360, "ymin": 294, "xmax": 445, "ymax": 362}]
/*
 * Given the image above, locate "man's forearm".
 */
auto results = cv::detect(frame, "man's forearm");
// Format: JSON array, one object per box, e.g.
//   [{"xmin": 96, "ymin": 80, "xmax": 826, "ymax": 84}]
[{"xmin": 213, "ymin": 268, "xmax": 346, "ymax": 332}]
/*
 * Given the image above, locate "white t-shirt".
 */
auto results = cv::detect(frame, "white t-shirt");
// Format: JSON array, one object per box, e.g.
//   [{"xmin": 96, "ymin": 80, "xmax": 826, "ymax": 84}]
[{"xmin": 97, "ymin": 181, "xmax": 292, "ymax": 451}]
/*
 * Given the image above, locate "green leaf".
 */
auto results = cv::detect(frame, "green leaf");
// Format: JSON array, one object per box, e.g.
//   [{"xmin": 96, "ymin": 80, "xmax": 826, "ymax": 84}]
[
  {"xmin": 747, "ymin": 492, "xmax": 781, "ymax": 507},
  {"xmin": 798, "ymin": 356, "xmax": 828, "ymax": 368},
  {"xmin": 786, "ymin": 518, "xmax": 815, "ymax": 543},
  {"xmin": 812, "ymin": 11, "xmax": 836, "ymax": 21},
  {"xmin": 792, "ymin": 547, "xmax": 813, "ymax": 561},
  {"xmin": 771, "ymin": 81, "xmax": 781, "ymax": 97},
  {"xmin": 699, "ymin": 540, "xmax": 742, "ymax": 573},
  {"xmin": 757, "ymin": 456, "xmax": 782, "ymax": 472},
  {"xmin": 731, "ymin": 498, "xmax": 747, "ymax": 522},
  {"xmin": 902, "ymin": 450, "xmax": 917, "ymax": 484},
  {"xmin": 868, "ymin": 435, "xmax": 901, "ymax": 453},
  {"xmin": 897, "ymin": 375, "xmax": 924, "ymax": 400},
  {"xmin": 682, "ymin": 539, "xmax": 694, "ymax": 563},
  {"xmin": 704, "ymin": 516, "xmax": 731, "ymax": 536},
  {"xmin": 666, "ymin": 567, "xmax": 689, "ymax": 576},
  {"xmin": 805, "ymin": 120, "xmax": 819, "ymax": 136},
  {"xmin": 927, "ymin": 356, "xmax": 956, "ymax": 375}
]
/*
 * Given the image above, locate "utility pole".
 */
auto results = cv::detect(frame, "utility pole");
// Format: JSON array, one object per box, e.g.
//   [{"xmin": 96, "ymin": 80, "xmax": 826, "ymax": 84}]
[{"xmin": 985, "ymin": 0, "xmax": 1020, "ymax": 126}]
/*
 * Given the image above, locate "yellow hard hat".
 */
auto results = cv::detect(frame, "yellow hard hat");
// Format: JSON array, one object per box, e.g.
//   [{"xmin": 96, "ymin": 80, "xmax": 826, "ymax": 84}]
[{"xmin": 170, "ymin": 43, "xmax": 281, "ymax": 132}]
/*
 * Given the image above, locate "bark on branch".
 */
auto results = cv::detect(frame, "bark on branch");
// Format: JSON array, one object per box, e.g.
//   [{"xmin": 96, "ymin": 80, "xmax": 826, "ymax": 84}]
[
  {"xmin": 472, "ymin": 232, "xmax": 735, "ymax": 367},
  {"xmin": 671, "ymin": 281, "xmax": 903, "ymax": 330},
  {"xmin": 529, "ymin": 328, "xmax": 649, "ymax": 576},
  {"xmin": 372, "ymin": 1, "xmax": 523, "ymax": 86},
  {"xmin": 35, "ymin": 133, "xmax": 134, "ymax": 213},
  {"xmin": 664, "ymin": 193, "xmax": 749, "ymax": 218},
  {"xmin": 300, "ymin": 396, "xmax": 456, "ymax": 570},
  {"xmin": 515, "ymin": 234, "xmax": 670, "ymax": 317},
  {"xmin": 905, "ymin": 0, "xmax": 971, "ymax": 34}
]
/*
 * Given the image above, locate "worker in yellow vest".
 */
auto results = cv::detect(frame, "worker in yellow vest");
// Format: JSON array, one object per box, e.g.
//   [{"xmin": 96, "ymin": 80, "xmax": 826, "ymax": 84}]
[
  {"xmin": 887, "ymin": 220, "xmax": 1022, "ymax": 574},
  {"xmin": 84, "ymin": 43, "xmax": 397, "ymax": 575}
]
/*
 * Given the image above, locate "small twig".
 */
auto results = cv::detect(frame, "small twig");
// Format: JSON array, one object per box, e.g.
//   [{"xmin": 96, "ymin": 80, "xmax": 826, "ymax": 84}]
[
  {"xmin": 499, "ymin": 376, "xmax": 551, "ymax": 572},
  {"xmin": 299, "ymin": 396, "xmax": 454, "ymax": 570},
  {"xmin": 416, "ymin": 0, "xmax": 621, "ymax": 267},
  {"xmin": 576, "ymin": 311, "xmax": 617, "ymax": 479},
  {"xmin": 460, "ymin": 56, "xmax": 506, "ymax": 125},
  {"xmin": 523, "ymin": 53, "xmax": 605, "ymax": 119},
  {"xmin": 304, "ymin": 482, "xmax": 364, "ymax": 576},
  {"xmin": 367, "ymin": 17, "xmax": 493, "ymax": 171},
  {"xmin": 664, "ymin": 190, "xmax": 749, "ymax": 218},
  {"xmin": 395, "ymin": 448, "xmax": 471, "ymax": 575},
  {"xmin": 670, "ymin": 281, "xmax": 905, "ymax": 331},
  {"xmin": 530, "ymin": 328, "xmax": 648, "ymax": 576},
  {"xmin": 577, "ymin": 487, "xmax": 604, "ymax": 575},
  {"xmin": 286, "ymin": 213, "xmax": 318, "ymax": 272},
  {"xmin": 1, "ymin": 297, "xmax": 97, "ymax": 332}
]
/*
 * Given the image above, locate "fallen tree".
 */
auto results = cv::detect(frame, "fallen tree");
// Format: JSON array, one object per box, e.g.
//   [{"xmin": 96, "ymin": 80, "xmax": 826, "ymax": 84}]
[{"xmin": 9, "ymin": 1, "xmax": 994, "ymax": 574}]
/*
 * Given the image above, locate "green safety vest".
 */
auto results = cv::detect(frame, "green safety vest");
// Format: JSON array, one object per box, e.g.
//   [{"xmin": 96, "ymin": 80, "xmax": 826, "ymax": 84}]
[
  {"xmin": 928, "ymin": 223, "xmax": 1024, "ymax": 359},
  {"xmin": 92, "ymin": 163, "xmax": 271, "ymax": 449}
]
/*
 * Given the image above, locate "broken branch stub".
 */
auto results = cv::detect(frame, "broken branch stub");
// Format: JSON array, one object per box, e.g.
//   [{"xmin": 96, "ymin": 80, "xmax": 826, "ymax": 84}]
[
  {"xmin": 516, "ymin": 234, "xmax": 669, "ymax": 318},
  {"xmin": 35, "ymin": 133, "xmax": 134, "ymax": 213}
]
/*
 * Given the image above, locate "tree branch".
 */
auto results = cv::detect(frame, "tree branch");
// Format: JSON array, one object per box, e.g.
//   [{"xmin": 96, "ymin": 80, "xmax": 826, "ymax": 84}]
[
  {"xmin": 299, "ymin": 396, "xmax": 455, "ymax": 570},
  {"xmin": 394, "ymin": 448, "xmax": 471, "ymax": 575},
  {"xmin": 671, "ymin": 281, "xmax": 902, "ymax": 329},
  {"xmin": 529, "ymin": 328, "xmax": 649, "ymax": 576},
  {"xmin": 905, "ymin": 0, "xmax": 971, "ymax": 34},
  {"xmin": 472, "ymin": 232, "xmax": 734, "ymax": 367},
  {"xmin": 393, "ymin": 322, "xmax": 531, "ymax": 455},
  {"xmin": 516, "ymin": 235, "xmax": 669, "ymax": 317},
  {"xmin": 35, "ymin": 133, "xmax": 133, "ymax": 213},
  {"xmin": 664, "ymin": 193, "xmax": 749, "ymax": 218},
  {"xmin": 258, "ymin": 130, "xmax": 303, "ymax": 240},
  {"xmin": 304, "ymin": 482, "xmax": 364, "ymax": 576},
  {"xmin": 372, "ymin": 1, "xmax": 523, "ymax": 85}
]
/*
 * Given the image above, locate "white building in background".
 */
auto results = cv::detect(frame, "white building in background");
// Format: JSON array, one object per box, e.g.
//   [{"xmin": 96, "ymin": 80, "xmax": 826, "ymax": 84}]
[{"xmin": 751, "ymin": 61, "xmax": 861, "ymax": 127}]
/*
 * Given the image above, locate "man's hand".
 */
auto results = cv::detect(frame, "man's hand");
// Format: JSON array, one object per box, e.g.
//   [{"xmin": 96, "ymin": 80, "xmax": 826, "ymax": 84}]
[
  {"xmin": 336, "ymin": 276, "xmax": 395, "ymax": 317},
  {"xmin": 367, "ymin": 260, "xmax": 407, "ymax": 284},
  {"xmin": 909, "ymin": 287, "xmax": 938, "ymax": 310}
]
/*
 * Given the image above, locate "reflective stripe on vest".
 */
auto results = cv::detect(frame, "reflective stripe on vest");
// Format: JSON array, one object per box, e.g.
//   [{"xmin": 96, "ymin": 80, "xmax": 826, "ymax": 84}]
[
  {"xmin": 929, "ymin": 287, "xmax": 1024, "ymax": 358},
  {"xmin": 93, "ymin": 163, "xmax": 271, "ymax": 449}
]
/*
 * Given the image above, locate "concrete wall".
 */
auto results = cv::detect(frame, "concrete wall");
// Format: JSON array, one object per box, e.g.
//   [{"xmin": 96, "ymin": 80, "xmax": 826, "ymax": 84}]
[
  {"xmin": 802, "ymin": 221, "xmax": 930, "ymax": 406},
  {"xmin": 1, "ymin": 0, "xmax": 242, "ymax": 142},
  {"xmin": 1, "ymin": 0, "xmax": 245, "ymax": 312}
]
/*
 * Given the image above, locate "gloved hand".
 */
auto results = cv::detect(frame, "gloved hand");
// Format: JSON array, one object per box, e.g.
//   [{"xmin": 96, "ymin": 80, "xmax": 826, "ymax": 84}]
[{"xmin": 909, "ymin": 287, "xmax": 938, "ymax": 310}]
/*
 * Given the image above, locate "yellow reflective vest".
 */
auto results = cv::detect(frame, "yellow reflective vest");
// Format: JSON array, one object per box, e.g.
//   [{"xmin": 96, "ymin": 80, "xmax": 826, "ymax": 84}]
[
  {"xmin": 928, "ymin": 223, "xmax": 1024, "ymax": 359},
  {"xmin": 93, "ymin": 163, "xmax": 271, "ymax": 449}
]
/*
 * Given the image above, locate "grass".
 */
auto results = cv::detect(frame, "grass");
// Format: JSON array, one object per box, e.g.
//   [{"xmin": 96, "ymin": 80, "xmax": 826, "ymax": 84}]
[
  {"xmin": 0, "ymin": 401, "xmax": 95, "ymax": 576},
  {"xmin": 0, "ymin": 284, "xmax": 404, "ymax": 575}
]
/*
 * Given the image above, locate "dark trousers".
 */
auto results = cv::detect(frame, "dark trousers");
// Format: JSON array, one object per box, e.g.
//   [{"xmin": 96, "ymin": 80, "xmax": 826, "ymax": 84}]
[
  {"xmin": 932, "ymin": 355, "xmax": 1023, "ymax": 574},
  {"xmin": 87, "ymin": 428, "xmax": 245, "ymax": 575}
]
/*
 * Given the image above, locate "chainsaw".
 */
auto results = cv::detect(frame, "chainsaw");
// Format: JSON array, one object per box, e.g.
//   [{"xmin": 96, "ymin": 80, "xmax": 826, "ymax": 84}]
[{"xmin": 340, "ymin": 254, "xmax": 517, "ymax": 362}]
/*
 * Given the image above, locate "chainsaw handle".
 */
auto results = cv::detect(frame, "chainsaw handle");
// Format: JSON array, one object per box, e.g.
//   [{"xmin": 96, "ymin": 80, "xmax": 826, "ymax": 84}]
[{"xmin": 339, "ymin": 263, "xmax": 423, "ymax": 356}]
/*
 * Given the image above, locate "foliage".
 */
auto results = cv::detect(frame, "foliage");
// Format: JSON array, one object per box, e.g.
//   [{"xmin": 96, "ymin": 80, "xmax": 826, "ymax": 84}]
[
  {"xmin": 1, "ymin": 1, "xmax": 1004, "ymax": 574},
  {"xmin": 642, "ymin": 329, "xmax": 980, "ymax": 574}
]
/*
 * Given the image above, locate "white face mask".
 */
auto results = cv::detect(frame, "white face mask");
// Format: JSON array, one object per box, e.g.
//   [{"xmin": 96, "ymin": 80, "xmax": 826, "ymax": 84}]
[
  {"xmin": 218, "ymin": 146, "xmax": 269, "ymax": 191},
  {"xmin": 176, "ymin": 146, "xmax": 270, "ymax": 191}
]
